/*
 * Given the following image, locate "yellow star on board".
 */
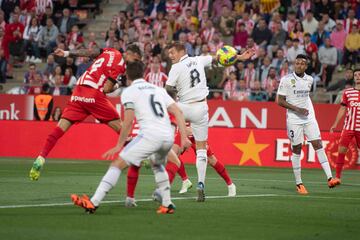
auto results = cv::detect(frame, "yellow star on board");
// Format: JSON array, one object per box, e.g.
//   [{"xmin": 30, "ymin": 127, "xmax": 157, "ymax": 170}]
[{"xmin": 233, "ymin": 131, "xmax": 269, "ymax": 166}]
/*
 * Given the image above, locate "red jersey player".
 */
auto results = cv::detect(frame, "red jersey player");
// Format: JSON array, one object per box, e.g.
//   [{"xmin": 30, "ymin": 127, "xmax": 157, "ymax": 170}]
[
  {"xmin": 173, "ymin": 127, "xmax": 236, "ymax": 196},
  {"xmin": 29, "ymin": 45, "xmax": 142, "ymax": 181},
  {"xmin": 330, "ymin": 69, "xmax": 360, "ymax": 184}
]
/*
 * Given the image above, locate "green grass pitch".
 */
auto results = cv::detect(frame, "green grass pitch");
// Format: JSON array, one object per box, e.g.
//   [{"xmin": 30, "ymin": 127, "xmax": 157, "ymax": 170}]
[{"xmin": 0, "ymin": 158, "xmax": 359, "ymax": 240}]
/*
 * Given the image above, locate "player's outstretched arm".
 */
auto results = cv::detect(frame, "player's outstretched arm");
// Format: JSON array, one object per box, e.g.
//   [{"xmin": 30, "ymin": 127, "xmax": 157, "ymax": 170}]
[
  {"xmin": 167, "ymin": 103, "xmax": 191, "ymax": 151},
  {"xmin": 102, "ymin": 109, "xmax": 135, "ymax": 160},
  {"xmin": 236, "ymin": 48, "xmax": 256, "ymax": 62},
  {"xmin": 54, "ymin": 48, "xmax": 101, "ymax": 58},
  {"xmin": 276, "ymin": 94, "xmax": 309, "ymax": 116},
  {"xmin": 330, "ymin": 106, "xmax": 346, "ymax": 133}
]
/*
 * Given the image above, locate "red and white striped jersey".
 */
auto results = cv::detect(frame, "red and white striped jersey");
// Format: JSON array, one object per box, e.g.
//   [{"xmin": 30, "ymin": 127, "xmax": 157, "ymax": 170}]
[
  {"xmin": 341, "ymin": 88, "xmax": 360, "ymax": 131},
  {"xmin": 77, "ymin": 48, "xmax": 125, "ymax": 92},
  {"xmin": 145, "ymin": 71, "xmax": 168, "ymax": 87},
  {"xmin": 166, "ymin": 0, "xmax": 181, "ymax": 14},
  {"xmin": 343, "ymin": 18, "xmax": 360, "ymax": 34}
]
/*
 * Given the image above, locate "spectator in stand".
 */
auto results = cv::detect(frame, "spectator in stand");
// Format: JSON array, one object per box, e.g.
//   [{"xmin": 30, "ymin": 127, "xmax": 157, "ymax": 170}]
[
  {"xmin": 50, "ymin": 74, "xmax": 68, "ymax": 96},
  {"xmin": 254, "ymin": 47, "xmax": 267, "ymax": 69},
  {"xmin": 200, "ymin": 19, "xmax": 215, "ymax": 43},
  {"xmin": 224, "ymin": 71, "xmax": 240, "ymax": 100},
  {"xmin": 23, "ymin": 17, "xmax": 42, "ymax": 63},
  {"xmin": 314, "ymin": 0, "xmax": 335, "ymax": 20},
  {"xmin": 235, "ymin": 61, "xmax": 245, "ymax": 80},
  {"xmin": 27, "ymin": 72, "xmax": 43, "ymax": 94},
  {"xmin": 303, "ymin": 32, "xmax": 318, "ymax": 56},
  {"xmin": 343, "ymin": 9, "xmax": 359, "ymax": 34},
  {"xmin": 290, "ymin": 21, "xmax": 305, "ymax": 44},
  {"xmin": 38, "ymin": 18, "xmax": 59, "ymax": 57},
  {"xmin": 0, "ymin": 48, "xmax": 7, "ymax": 83},
  {"xmin": 318, "ymin": 37, "xmax": 337, "ymax": 87},
  {"xmin": 187, "ymin": 23, "xmax": 198, "ymax": 45},
  {"xmin": 42, "ymin": 54, "xmax": 57, "ymax": 80},
  {"xmin": 237, "ymin": 79, "xmax": 250, "ymax": 101},
  {"xmin": 338, "ymin": 2, "xmax": 350, "ymax": 20},
  {"xmin": 306, "ymin": 51, "xmax": 322, "ymax": 87},
  {"xmin": 1, "ymin": 0, "xmax": 19, "ymax": 22},
  {"xmin": 322, "ymin": 13, "xmax": 336, "ymax": 32},
  {"xmin": 57, "ymin": 8, "xmax": 78, "ymax": 35},
  {"xmin": 311, "ymin": 21, "xmax": 330, "ymax": 47},
  {"xmin": 251, "ymin": 18, "xmax": 272, "ymax": 48},
  {"xmin": 24, "ymin": 62, "xmax": 41, "ymax": 84},
  {"xmin": 244, "ymin": 61, "xmax": 256, "ymax": 89},
  {"xmin": 178, "ymin": 32, "xmax": 194, "ymax": 56},
  {"xmin": 2, "ymin": 13, "xmax": 24, "ymax": 61},
  {"xmin": 67, "ymin": 24, "xmax": 83, "ymax": 50},
  {"xmin": 343, "ymin": 25, "xmax": 360, "ymax": 69},
  {"xmin": 193, "ymin": 36, "xmax": 203, "ymax": 56},
  {"xmin": 212, "ymin": 0, "xmax": 232, "ymax": 20},
  {"xmin": 145, "ymin": 60, "xmax": 168, "ymax": 87},
  {"xmin": 284, "ymin": 10, "xmax": 298, "ymax": 33},
  {"xmin": 62, "ymin": 56, "xmax": 77, "ymax": 76},
  {"xmin": 302, "ymin": 10, "xmax": 318, "ymax": 35},
  {"xmin": 258, "ymin": 56, "xmax": 272, "ymax": 83},
  {"xmin": 218, "ymin": 5, "xmax": 235, "ymax": 45},
  {"xmin": 268, "ymin": 22, "xmax": 287, "ymax": 58},
  {"xmin": 249, "ymin": 80, "xmax": 268, "ymax": 101},
  {"xmin": 208, "ymin": 32, "xmax": 224, "ymax": 54},
  {"xmin": 330, "ymin": 21, "xmax": 347, "ymax": 71},
  {"xmin": 286, "ymin": 38, "xmax": 305, "ymax": 65},
  {"xmin": 279, "ymin": 60, "xmax": 291, "ymax": 78},
  {"xmin": 234, "ymin": 0, "xmax": 246, "ymax": 17},
  {"xmin": 182, "ymin": 7, "xmax": 198, "ymax": 27},
  {"xmin": 271, "ymin": 48, "xmax": 286, "ymax": 72},
  {"xmin": 49, "ymin": 65, "xmax": 62, "ymax": 86},
  {"xmin": 63, "ymin": 67, "xmax": 76, "ymax": 90},
  {"xmin": 237, "ymin": 11, "xmax": 255, "ymax": 35},
  {"xmin": 75, "ymin": 56, "xmax": 91, "ymax": 79},
  {"xmin": 246, "ymin": 0, "xmax": 260, "ymax": 20},
  {"xmin": 51, "ymin": 106, "xmax": 62, "ymax": 121},
  {"xmin": 259, "ymin": 0, "xmax": 280, "ymax": 22},
  {"xmin": 146, "ymin": 0, "xmax": 166, "ymax": 19},
  {"xmin": 126, "ymin": 0, "xmax": 145, "ymax": 16},
  {"xmin": 35, "ymin": 0, "xmax": 53, "ymax": 16},
  {"xmin": 34, "ymin": 83, "xmax": 53, "ymax": 121},
  {"xmin": 86, "ymin": 32, "xmax": 99, "ymax": 49},
  {"xmin": 264, "ymin": 67, "xmax": 279, "ymax": 101},
  {"xmin": 173, "ymin": 18, "xmax": 189, "ymax": 41},
  {"xmin": 233, "ymin": 22, "xmax": 248, "ymax": 50},
  {"xmin": 40, "ymin": 6, "xmax": 54, "ymax": 26},
  {"xmin": 269, "ymin": 12, "xmax": 284, "ymax": 32},
  {"xmin": 327, "ymin": 68, "xmax": 354, "ymax": 92},
  {"xmin": 287, "ymin": 0, "xmax": 300, "ymax": 17},
  {"xmin": 53, "ymin": 0, "xmax": 70, "ymax": 20},
  {"xmin": 0, "ymin": 11, "xmax": 6, "ymax": 31},
  {"xmin": 299, "ymin": 0, "xmax": 314, "ymax": 19}
]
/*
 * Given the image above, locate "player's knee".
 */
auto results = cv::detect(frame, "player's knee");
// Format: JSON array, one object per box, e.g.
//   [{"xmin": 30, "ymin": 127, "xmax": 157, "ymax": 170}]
[
  {"xmin": 111, "ymin": 157, "xmax": 129, "ymax": 170},
  {"xmin": 195, "ymin": 140, "xmax": 207, "ymax": 150},
  {"xmin": 292, "ymin": 144, "xmax": 302, "ymax": 154},
  {"xmin": 311, "ymin": 140, "xmax": 323, "ymax": 150}
]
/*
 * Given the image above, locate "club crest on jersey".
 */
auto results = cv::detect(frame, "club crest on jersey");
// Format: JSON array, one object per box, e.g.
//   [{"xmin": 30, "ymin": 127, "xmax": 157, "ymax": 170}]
[{"xmin": 291, "ymin": 79, "xmax": 296, "ymax": 87}]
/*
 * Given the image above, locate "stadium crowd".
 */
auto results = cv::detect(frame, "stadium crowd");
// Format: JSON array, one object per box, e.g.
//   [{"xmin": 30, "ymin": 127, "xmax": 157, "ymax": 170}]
[{"xmin": 0, "ymin": 0, "xmax": 359, "ymax": 102}]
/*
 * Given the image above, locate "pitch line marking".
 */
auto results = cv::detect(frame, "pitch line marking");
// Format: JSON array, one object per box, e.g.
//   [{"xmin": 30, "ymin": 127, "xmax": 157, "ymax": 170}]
[{"xmin": 0, "ymin": 194, "xmax": 277, "ymax": 209}]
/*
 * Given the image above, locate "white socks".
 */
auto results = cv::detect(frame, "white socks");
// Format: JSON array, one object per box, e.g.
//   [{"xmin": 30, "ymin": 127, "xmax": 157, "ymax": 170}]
[
  {"xmin": 91, "ymin": 166, "xmax": 121, "ymax": 206},
  {"xmin": 152, "ymin": 164, "xmax": 172, "ymax": 207},
  {"xmin": 196, "ymin": 149, "xmax": 208, "ymax": 184},
  {"xmin": 291, "ymin": 153, "xmax": 302, "ymax": 185},
  {"xmin": 316, "ymin": 148, "xmax": 333, "ymax": 179}
]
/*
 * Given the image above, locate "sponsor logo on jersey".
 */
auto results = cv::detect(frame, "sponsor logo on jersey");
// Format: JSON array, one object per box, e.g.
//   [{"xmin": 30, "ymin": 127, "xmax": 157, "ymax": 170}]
[
  {"xmin": 350, "ymin": 101, "xmax": 360, "ymax": 107},
  {"xmin": 70, "ymin": 96, "xmax": 96, "ymax": 103}
]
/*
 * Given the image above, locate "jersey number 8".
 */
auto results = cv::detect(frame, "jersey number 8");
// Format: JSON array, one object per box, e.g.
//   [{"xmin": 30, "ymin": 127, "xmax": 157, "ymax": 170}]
[{"xmin": 190, "ymin": 69, "xmax": 201, "ymax": 88}]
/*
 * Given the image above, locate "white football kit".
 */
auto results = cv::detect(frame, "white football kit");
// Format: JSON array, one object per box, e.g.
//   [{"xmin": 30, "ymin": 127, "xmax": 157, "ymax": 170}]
[
  {"xmin": 277, "ymin": 72, "xmax": 321, "ymax": 145},
  {"xmin": 166, "ymin": 54, "xmax": 212, "ymax": 141},
  {"xmin": 120, "ymin": 79, "xmax": 175, "ymax": 166}
]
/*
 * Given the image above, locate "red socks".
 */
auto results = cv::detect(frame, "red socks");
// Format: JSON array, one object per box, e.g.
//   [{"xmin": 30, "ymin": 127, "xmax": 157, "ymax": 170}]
[
  {"xmin": 166, "ymin": 161, "xmax": 179, "ymax": 184},
  {"xmin": 127, "ymin": 165, "xmax": 140, "ymax": 198},
  {"xmin": 177, "ymin": 159, "xmax": 189, "ymax": 181},
  {"xmin": 212, "ymin": 161, "xmax": 232, "ymax": 185},
  {"xmin": 336, "ymin": 153, "xmax": 345, "ymax": 179},
  {"xmin": 40, "ymin": 127, "xmax": 65, "ymax": 158}
]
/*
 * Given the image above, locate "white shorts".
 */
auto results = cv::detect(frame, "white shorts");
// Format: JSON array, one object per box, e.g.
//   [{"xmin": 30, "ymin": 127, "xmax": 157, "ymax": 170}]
[
  {"xmin": 178, "ymin": 101, "xmax": 208, "ymax": 141},
  {"xmin": 287, "ymin": 121, "xmax": 321, "ymax": 146},
  {"xmin": 120, "ymin": 134, "xmax": 173, "ymax": 167}
]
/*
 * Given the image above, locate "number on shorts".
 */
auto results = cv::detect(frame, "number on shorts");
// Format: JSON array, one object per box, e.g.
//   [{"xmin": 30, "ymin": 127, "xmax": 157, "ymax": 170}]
[
  {"xmin": 150, "ymin": 94, "xmax": 164, "ymax": 117},
  {"xmin": 89, "ymin": 58, "xmax": 105, "ymax": 74},
  {"xmin": 190, "ymin": 69, "xmax": 201, "ymax": 88},
  {"xmin": 289, "ymin": 130, "xmax": 294, "ymax": 139}
]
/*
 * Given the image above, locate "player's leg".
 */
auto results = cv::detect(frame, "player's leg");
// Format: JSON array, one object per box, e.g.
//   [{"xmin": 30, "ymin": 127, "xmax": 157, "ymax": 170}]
[
  {"xmin": 151, "ymin": 141, "xmax": 175, "ymax": 214},
  {"xmin": 336, "ymin": 130, "xmax": 354, "ymax": 181},
  {"xmin": 29, "ymin": 118, "xmax": 73, "ymax": 181},
  {"xmin": 288, "ymin": 122, "xmax": 308, "ymax": 194},
  {"xmin": 165, "ymin": 149, "xmax": 180, "ymax": 184},
  {"xmin": 306, "ymin": 121, "xmax": 339, "ymax": 188},
  {"xmin": 172, "ymin": 137, "xmax": 192, "ymax": 194},
  {"xmin": 208, "ymin": 153, "xmax": 236, "ymax": 196},
  {"xmin": 125, "ymin": 165, "xmax": 140, "ymax": 207}
]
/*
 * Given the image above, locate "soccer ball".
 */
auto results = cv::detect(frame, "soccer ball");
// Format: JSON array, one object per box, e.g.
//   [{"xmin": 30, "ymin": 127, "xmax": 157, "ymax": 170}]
[{"xmin": 216, "ymin": 45, "xmax": 238, "ymax": 66}]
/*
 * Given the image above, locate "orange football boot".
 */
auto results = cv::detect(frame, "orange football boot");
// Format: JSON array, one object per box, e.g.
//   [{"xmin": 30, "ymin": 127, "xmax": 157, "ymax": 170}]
[
  {"xmin": 328, "ymin": 178, "xmax": 341, "ymax": 188},
  {"xmin": 296, "ymin": 184, "xmax": 309, "ymax": 195},
  {"xmin": 156, "ymin": 204, "xmax": 175, "ymax": 214},
  {"xmin": 71, "ymin": 194, "xmax": 97, "ymax": 214}
]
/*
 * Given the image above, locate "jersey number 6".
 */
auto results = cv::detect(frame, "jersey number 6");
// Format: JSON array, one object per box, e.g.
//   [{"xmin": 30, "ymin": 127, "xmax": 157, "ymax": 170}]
[{"xmin": 150, "ymin": 94, "xmax": 164, "ymax": 118}]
